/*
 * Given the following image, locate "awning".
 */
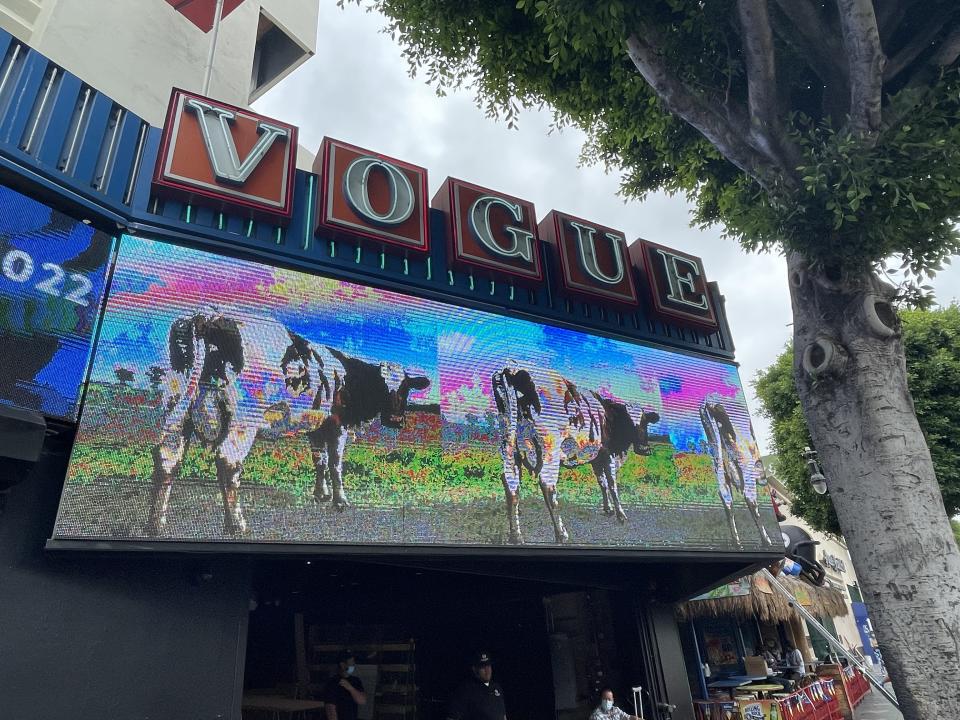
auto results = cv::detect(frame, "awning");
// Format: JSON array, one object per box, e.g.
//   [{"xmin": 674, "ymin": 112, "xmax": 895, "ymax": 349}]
[{"xmin": 675, "ymin": 572, "xmax": 848, "ymax": 623}]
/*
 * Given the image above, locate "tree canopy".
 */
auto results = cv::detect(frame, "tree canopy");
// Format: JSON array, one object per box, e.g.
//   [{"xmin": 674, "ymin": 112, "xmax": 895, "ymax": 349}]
[
  {"xmin": 359, "ymin": 0, "xmax": 960, "ymax": 287},
  {"xmin": 755, "ymin": 304, "xmax": 960, "ymax": 535}
]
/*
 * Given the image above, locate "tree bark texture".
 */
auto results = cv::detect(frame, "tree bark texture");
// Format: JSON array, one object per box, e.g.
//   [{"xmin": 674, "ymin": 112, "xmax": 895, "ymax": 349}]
[{"xmin": 787, "ymin": 253, "xmax": 960, "ymax": 719}]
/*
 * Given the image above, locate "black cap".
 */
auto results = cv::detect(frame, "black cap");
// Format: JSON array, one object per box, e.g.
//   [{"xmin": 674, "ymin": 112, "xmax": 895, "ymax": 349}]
[
  {"xmin": 337, "ymin": 650, "xmax": 355, "ymax": 663},
  {"xmin": 472, "ymin": 651, "xmax": 493, "ymax": 666}
]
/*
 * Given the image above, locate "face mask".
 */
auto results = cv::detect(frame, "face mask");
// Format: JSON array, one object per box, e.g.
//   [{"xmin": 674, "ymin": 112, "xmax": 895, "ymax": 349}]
[
  {"xmin": 601, "ymin": 700, "xmax": 613, "ymax": 712},
  {"xmin": 346, "ymin": 665, "xmax": 356, "ymax": 675}
]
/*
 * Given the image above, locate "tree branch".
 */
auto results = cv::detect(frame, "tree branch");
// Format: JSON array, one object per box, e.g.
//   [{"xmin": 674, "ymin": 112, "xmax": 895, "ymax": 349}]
[
  {"xmin": 768, "ymin": 4, "xmax": 848, "ymax": 122},
  {"xmin": 931, "ymin": 23, "xmax": 960, "ymax": 66},
  {"xmin": 837, "ymin": 0, "xmax": 886, "ymax": 141},
  {"xmin": 885, "ymin": 24, "xmax": 960, "ymax": 98},
  {"xmin": 773, "ymin": 0, "xmax": 847, "ymax": 85},
  {"xmin": 737, "ymin": 0, "xmax": 785, "ymax": 158},
  {"xmin": 624, "ymin": 32, "xmax": 788, "ymax": 192},
  {"xmin": 884, "ymin": 14, "xmax": 955, "ymax": 82},
  {"xmin": 875, "ymin": 0, "xmax": 924, "ymax": 47}
]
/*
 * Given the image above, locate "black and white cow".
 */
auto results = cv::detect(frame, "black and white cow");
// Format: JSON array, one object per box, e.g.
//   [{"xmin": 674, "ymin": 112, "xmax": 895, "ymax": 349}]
[
  {"xmin": 699, "ymin": 394, "xmax": 773, "ymax": 547},
  {"xmin": 492, "ymin": 364, "xmax": 660, "ymax": 544},
  {"xmin": 144, "ymin": 312, "xmax": 429, "ymax": 536}
]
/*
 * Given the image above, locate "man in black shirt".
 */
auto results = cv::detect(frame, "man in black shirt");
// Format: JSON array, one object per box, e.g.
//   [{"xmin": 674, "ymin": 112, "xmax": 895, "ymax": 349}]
[
  {"xmin": 447, "ymin": 651, "xmax": 507, "ymax": 720},
  {"xmin": 324, "ymin": 651, "xmax": 366, "ymax": 720}
]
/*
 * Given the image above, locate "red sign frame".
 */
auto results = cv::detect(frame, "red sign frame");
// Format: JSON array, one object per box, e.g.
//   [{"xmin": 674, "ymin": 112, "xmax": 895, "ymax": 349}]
[
  {"xmin": 315, "ymin": 137, "xmax": 431, "ymax": 253},
  {"xmin": 432, "ymin": 177, "xmax": 543, "ymax": 282},
  {"xmin": 152, "ymin": 89, "xmax": 298, "ymax": 221},
  {"xmin": 632, "ymin": 239, "xmax": 718, "ymax": 330},
  {"xmin": 539, "ymin": 210, "xmax": 639, "ymax": 306}
]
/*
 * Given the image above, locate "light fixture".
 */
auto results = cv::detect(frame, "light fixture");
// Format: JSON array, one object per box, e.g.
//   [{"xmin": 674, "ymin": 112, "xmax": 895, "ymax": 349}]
[{"xmin": 802, "ymin": 446, "xmax": 828, "ymax": 494}]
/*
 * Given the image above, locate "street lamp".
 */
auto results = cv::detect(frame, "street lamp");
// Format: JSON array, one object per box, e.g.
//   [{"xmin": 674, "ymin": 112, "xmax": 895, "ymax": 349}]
[{"xmin": 802, "ymin": 446, "xmax": 828, "ymax": 495}]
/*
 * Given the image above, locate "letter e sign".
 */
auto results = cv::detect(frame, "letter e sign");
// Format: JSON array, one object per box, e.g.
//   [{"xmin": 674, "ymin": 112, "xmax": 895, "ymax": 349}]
[
  {"xmin": 152, "ymin": 89, "xmax": 298, "ymax": 220},
  {"xmin": 633, "ymin": 239, "xmax": 718, "ymax": 329},
  {"xmin": 315, "ymin": 137, "xmax": 430, "ymax": 252}
]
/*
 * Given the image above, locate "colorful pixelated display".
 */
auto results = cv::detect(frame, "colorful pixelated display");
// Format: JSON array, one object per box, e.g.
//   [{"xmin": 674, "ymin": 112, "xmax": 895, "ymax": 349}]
[
  {"xmin": 0, "ymin": 184, "xmax": 113, "ymax": 420},
  {"xmin": 54, "ymin": 235, "xmax": 779, "ymax": 551}
]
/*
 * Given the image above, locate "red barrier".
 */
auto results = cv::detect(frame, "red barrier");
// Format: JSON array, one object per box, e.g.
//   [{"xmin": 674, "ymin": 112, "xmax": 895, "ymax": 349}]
[
  {"xmin": 840, "ymin": 666, "xmax": 871, "ymax": 707},
  {"xmin": 696, "ymin": 679, "xmax": 842, "ymax": 720}
]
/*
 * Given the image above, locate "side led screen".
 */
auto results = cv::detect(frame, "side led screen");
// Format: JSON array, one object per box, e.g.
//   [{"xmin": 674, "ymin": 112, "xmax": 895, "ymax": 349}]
[
  {"xmin": 54, "ymin": 236, "xmax": 779, "ymax": 552},
  {"xmin": 0, "ymin": 184, "xmax": 113, "ymax": 420}
]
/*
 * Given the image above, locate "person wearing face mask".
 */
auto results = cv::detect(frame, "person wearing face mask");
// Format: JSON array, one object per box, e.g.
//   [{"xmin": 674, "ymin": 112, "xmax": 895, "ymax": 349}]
[
  {"xmin": 446, "ymin": 651, "xmax": 507, "ymax": 720},
  {"xmin": 590, "ymin": 688, "xmax": 640, "ymax": 720},
  {"xmin": 323, "ymin": 651, "xmax": 366, "ymax": 720}
]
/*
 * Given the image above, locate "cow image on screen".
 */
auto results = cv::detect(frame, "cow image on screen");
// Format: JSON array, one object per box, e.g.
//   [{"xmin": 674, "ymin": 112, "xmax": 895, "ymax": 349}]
[
  {"xmin": 699, "ymin": 393, "xmax": 773, "ymax": 547},
  {"xmin": 144, "ymin": 312, "xmax": 429, "ymax": 536},
  {"xmin": 492, "ymin": 363, "xmax": 660, "ymax": 544}
]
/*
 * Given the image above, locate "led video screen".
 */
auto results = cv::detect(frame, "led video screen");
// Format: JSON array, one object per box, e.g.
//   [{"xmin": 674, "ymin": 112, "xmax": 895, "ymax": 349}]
[
  {"xmin": 54, "ymin": 235, "xmax": 780, "ymax": 552},
  {"xmin": 0, "ymin": 184, "xmax": 113, "ymax": 420}
]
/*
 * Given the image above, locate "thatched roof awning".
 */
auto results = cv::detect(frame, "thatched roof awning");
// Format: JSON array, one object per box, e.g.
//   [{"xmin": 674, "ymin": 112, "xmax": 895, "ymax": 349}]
[{"xmin": 675, "ymin": 574, "xmax": 847, "ymax": 624}]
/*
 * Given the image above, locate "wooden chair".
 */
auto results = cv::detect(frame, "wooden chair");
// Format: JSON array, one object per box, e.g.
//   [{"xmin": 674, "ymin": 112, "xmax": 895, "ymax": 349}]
[{"xmin": 744, "ymin": 655, "xmax": 772, "ymax": 677}]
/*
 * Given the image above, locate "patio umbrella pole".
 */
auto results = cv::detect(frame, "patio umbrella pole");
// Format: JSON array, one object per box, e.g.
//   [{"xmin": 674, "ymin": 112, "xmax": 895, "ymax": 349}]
[{"xmin": 760, "ymin": 569, "xmax": 899, "ymax": 710}]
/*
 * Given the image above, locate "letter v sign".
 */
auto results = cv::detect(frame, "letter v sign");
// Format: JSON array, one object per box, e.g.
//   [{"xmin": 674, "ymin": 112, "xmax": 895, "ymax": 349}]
[
  {"xmin": 153, "ymin": 89, "xmax": 298, "ymax": 220},
  {"xmin": 186, "ymin": 98, "xmax": 289, "ymax": 185}
]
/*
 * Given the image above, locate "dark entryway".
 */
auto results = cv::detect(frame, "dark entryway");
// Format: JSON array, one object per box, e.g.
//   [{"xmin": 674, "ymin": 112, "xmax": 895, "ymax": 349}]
[{"xmin": 243, "ymin": 559, "xmax": 650, "ymax": 720}]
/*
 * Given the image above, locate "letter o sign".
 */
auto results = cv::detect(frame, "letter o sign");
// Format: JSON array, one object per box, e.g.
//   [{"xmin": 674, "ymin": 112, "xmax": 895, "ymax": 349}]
[
  {"xmin": 342, "ymin": 157, "xmax": 416, "ymax": 226},
  {"xmin": 316, "ymin": 138, "xmax": 430, "ymax": 252}
]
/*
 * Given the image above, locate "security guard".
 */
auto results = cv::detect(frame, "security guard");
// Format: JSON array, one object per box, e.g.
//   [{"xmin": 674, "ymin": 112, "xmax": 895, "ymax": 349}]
[{"xmin": 446, "ymin": 651, "xmax": 508, "ymax": 720}]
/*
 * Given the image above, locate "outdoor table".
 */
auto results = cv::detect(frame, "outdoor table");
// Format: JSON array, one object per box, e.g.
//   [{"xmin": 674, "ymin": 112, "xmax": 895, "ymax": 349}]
[
  {"xmin": 707, "ymin": 678, "xmax": 752, "ymax": 699},
  {"xmin": 241, "ymin": 694, "xmax": 325, "ymax": 720},
  {"xmin": 741, "ymin": 682, "xmax": 787, "ymax": 699}
]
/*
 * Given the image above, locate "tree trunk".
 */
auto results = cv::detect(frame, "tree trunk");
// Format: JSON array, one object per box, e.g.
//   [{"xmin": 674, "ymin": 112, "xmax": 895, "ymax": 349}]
[{"xmin": 787, "ymin": 252, "xmax": 960, "ymax": 719}]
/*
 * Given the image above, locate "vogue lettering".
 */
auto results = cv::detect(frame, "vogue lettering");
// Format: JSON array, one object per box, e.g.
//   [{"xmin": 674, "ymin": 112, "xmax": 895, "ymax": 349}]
[
  {"xmin": 342, "ymin": 156, "xmax": 416, "ymax": 226},
  {"xmin": 153, "ymin": 92, "xmax": 719, "ymax": 330},
  {"xmin": 186, "ymin": 98, "xmax": 290, "ymax": 185},
  {"xmin": 468, "ymin": 196, "xmax": 536, "ymax": 263},
  {"xmin": 655, "ymin": 248, "xmax": 709, "ymax": 310},
  {"xmin": 153, "ymin": 89, "xmax": 298, "ymax": 218},
  {"xmin": 568, "ymin": 221, "xmax": 627, "ymax": 285}
]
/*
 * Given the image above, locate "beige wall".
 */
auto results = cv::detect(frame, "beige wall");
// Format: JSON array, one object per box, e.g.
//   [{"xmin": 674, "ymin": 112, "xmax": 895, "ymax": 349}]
[{"xmin": 0, "ymin": 0, "xmax": 317, "ymax": 126}]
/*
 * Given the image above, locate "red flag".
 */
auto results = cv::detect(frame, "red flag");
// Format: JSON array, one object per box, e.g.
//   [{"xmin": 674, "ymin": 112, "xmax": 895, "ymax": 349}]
[{"xmin": 166, "ymin": 0, "xmax": 246, "ymax": 33}]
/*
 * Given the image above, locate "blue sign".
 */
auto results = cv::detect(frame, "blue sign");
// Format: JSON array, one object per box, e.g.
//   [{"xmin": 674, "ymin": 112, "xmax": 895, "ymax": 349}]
[
  {"xmin": 0, "ymin": 184, "xmax": 113, "ymax": 420},
  {"xmin": 851, "ymin": 601, "xmax": 879, "ymax": 665}
]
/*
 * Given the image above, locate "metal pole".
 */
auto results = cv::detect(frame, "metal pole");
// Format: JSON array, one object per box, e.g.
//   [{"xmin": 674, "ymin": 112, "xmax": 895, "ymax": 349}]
[
  {"xmin": 760, "ymin": 569, "xmax": 899, "ymax": 710},
  {"xmin": 202, "ymin": 0, "xmax": 225, "ymax": 95},
  {"xmin": 689, "ymin": 620, "xmax": 709, "ymax": 699}
]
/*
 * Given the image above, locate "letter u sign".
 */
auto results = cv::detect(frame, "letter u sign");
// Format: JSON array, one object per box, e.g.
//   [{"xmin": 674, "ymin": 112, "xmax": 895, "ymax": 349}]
[
  {"xmin": 153, "ymin": 89, "xmax": 298, "ymax": 220},
  {"xmin": 539, "ymin": 210, "xmax": 638, "ymax": 304},
  {"xmin": 316, "ymin": 137, "xmax": 431, "ymax": 252}
]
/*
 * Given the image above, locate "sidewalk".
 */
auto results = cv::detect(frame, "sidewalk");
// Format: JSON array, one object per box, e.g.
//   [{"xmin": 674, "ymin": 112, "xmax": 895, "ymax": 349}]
[{"xmin": 853, "ymin": 684, "xmax": 902, "ymax": 720}]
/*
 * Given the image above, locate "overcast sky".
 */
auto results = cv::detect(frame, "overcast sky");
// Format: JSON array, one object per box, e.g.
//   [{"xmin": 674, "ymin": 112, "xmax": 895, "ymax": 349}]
[{"xmin": 254, "ymin": 2, "xmax": 960, "ymax": 453}]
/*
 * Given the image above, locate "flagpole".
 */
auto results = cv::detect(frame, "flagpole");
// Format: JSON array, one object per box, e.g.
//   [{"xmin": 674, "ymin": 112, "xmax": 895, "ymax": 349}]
[{"xmin": 202, "ymin": 0, "xmax": 225, "ymax": 95}]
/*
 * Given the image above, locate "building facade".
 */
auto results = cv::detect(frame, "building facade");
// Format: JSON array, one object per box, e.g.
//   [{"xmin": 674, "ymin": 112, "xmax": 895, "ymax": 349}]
[
  {"xmin": 0, "ymin": 0, "xmax": 317, "ymax": 126},
  {"xmin": 0, "ymin": 6, "xmax": 785, "ymax": 720}
]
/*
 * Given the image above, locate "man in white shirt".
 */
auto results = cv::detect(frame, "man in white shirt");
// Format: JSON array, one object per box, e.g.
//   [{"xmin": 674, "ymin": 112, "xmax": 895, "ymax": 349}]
[
  {"xmin": 785, "ymin": 642, "xmax": 805, "ymax": 679},
  {"xmin": 589, "ymin": 688, "xmax": 641, "ymax": 720}
]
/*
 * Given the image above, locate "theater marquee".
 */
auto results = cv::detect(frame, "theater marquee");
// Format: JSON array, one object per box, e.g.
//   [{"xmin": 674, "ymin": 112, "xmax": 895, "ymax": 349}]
[
  {"xmin": 53, "ymin": 235, "xmax": 779, "ymax": 553},
  {"xmin": 149, "ymin": 92, "xmax": 719, "ymax": 333}
]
